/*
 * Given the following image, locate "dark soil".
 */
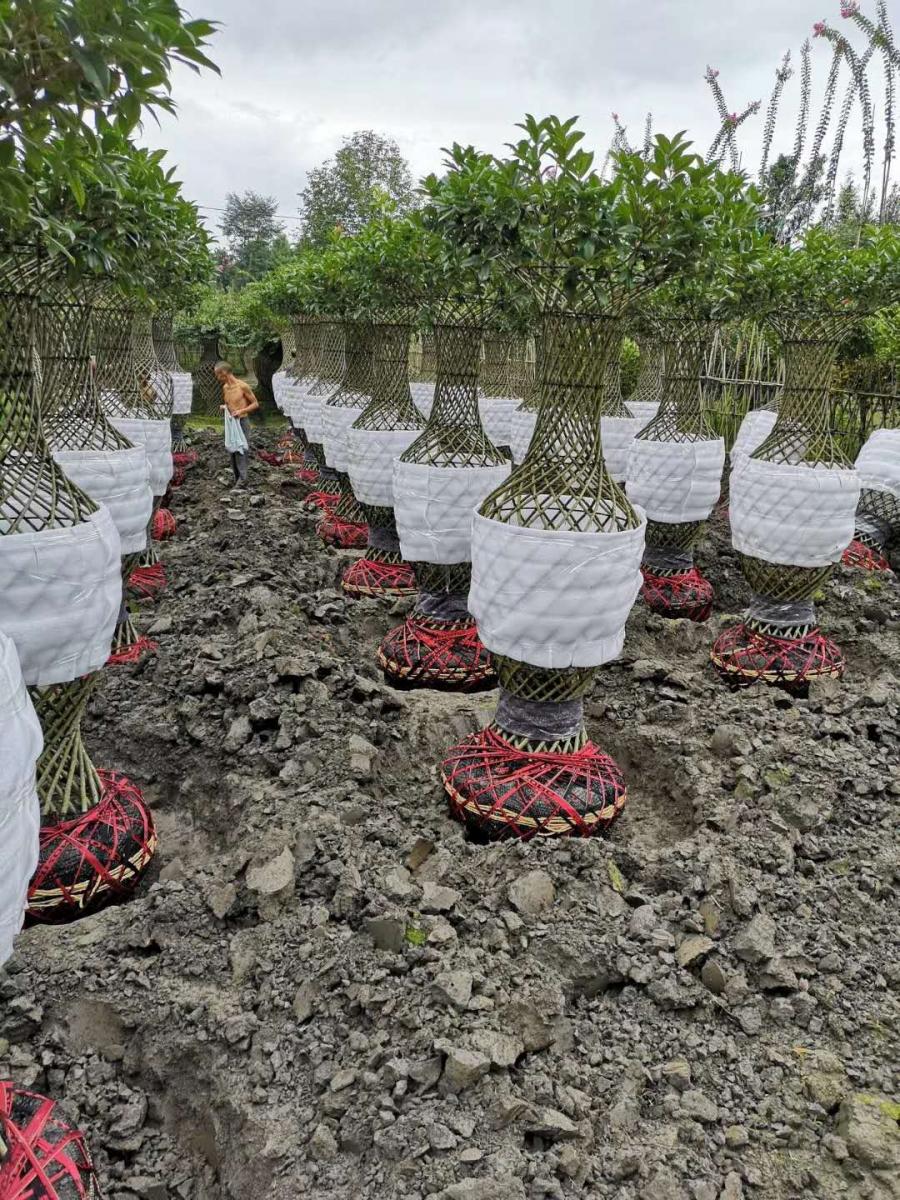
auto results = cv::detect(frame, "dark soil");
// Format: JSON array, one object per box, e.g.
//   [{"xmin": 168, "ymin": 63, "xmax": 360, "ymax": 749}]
[{"xmin": 3, "ymin": 426, "xmax": 899, "ymax": 1200}]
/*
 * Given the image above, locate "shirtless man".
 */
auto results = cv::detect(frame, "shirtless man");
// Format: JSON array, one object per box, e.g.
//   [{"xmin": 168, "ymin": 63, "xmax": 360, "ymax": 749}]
[{"xmin": 215, "ymin": 361, "xmax": 260, "ymax": 487}]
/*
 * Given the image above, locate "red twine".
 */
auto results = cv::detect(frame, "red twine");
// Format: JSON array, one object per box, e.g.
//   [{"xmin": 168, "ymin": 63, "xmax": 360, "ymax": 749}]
[
  {"xmin": 280, "ymin": 447, "xmax": 304, "ymax": 465},
  {"xmin": 304, "ymin": 489, "xmax": 339, "ymax": 512},
  {"xmin": 106, "ymin": 635, "xmax": 158, "ymax": 667},
  {"xmin": 316, "ymin": 514, "xmax": 368, "ymax": 549},
  {"xmin": 151, "ymin": 508, "xmax": 176, "ymax": 541},
  {"xmin": 641, "ymin": 567, "xmax": 713, "ymax": 622},
  {"xmin": 342, "ymin": 557, "xmax": 417, "ymax": 598},
  {"xmin": 711, "ymin": 622, "xmax": 845, "ymax": 689},
  {"xmin": 442, "ymin": 726, "xmax": 627, "ymax": 839},
  {"xmin": 128, "ymin": 562, "xmax": 166, "ymax": 600},
  {"xmin": 842, "ymin": 539, "xmax": 891, "ymax": 572},
  {"xmin": 294, "ymin": 467, "xmax": 320, "ymax": 485},
  {"xmin": 27, "ymin": 770, "xmax": 158, "ymax": 923},
  {"xmin": 0, "ymin": 1083, "xmax": 99, "ymax": 1200},
  {"xmin": 169, "ymin": 465, "xmax": 186, "ymax": 489},
  {"xmin": 255, "ymin": 450, "xmax": 283, "ymax": 467},
  {"xmin": 172, "ymin": 449, "xmax": 198, "ymax": 469},
  {"xmin": 377, "ymin": 615, "xmax": 495, "ymax": 688}
]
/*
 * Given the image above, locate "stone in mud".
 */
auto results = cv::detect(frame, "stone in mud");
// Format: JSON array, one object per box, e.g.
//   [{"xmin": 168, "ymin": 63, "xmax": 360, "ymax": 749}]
[
  {"xmin": 438, "ymin": 1044, "xmax": 490, "ymax": 1093},
  {"xmin": 292, "ymin": 981, "xmax": 317, "ymax": 1023},
  {"xmin": 308, "ymin": 1122, "xmax": 338, "ymax": 1161},
  {"xmin": 508, "ymin": 869, "xmax": 555, "ymax": 915},
  {"xmin": 366, "ymin": 915, "xmax": 406, "ymax": 952},
  {"xmin": 676, "ymin": 935, "xmax": 714, "ymax": 968},
  {"xmin": 421, "ymin": 881, "xmax": 460, "ymax": 912},
  {"xmin": 246, "ymin": 846, "xmax": 295, "ymax": 897},
  {"xmin": 224, "ymin": 714, "xmax": 252, "ymax": 752},
  {"xmin": 836, "ymin": 1094, "xmax": 900, "ymax": 1168},
  {"xmin": 432, "ymin": 970, "xmax": 473, "ymax": 1009},
  {"xmin": 470, "ymin": 1029, "xmax": 524, "ymax": 1069},
  {"xmin": 681, "ymin": 1089, "xmax": 719, "ymax": 1123},
  {"xmin": 431, "ymin": 1178, "xmax": 526, "ymax": 1200},
  {"xmin": 733, "ymin": 913, "xmax": 776, "ymax": 964}
]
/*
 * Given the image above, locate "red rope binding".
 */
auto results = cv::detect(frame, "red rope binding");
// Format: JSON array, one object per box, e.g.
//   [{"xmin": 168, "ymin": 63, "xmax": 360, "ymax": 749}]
[
  {"xmin": 106, "ymin": 635, "xmax": 158, "ymax": 667},
  {"xmin": 169, "ymin": 465, "xmax": 186, "ymax": 489},
  {"xmin": 304, "ymin": 489, "xmax": 338, "ymax": 512},
  {"xmin": 255, "ymin": 450, "xmax": 283, "ymax": 467},
  {"xmin": 641, "ymin": 567, "xmax": 713, "ymax": 622},
  {"xmin": 127, "ymin": 562, "xmax": 166, "ymax": 600},
  {"xmin": 151, "ymin": 508, "xmax": 176, "ymax": 541},
  {"xmin": 377, "ymin": 615, "xmax": 495, "ymax": 688},
  {"xmin": 280, "ymin": 447, "xmax": 304, "ymax": 465},
  {"xmin": 711, "ymin": 621, "xmax": 845, "ymax": 690},
  {"xmin": 842, "ymin": 539, "xmax": 891, "ymax": 572},
  {"xmin": 0, "ymin": 1083, "xmax": 100, "ymax": 1200},
  {"xmin": 442, "ymin": 725, "xmax": 627, "ymax": 839},
  {"xmin": 295, "ymin": 467, "xmax": 320, "ymax": 485},
  {"xmin": 27, "ymin": 770, "xmax": 158, "ymax": 923},
  {"xmin": 316, "ymin": 514, "xmax": 368, "ymax": 549},
  {"xmin": 342, "ymin": 557, "xmax": 416, "ymax": 598},
  {"xmin": 172, "ymin": 449, "xmax": 198, "ymax": 469}
]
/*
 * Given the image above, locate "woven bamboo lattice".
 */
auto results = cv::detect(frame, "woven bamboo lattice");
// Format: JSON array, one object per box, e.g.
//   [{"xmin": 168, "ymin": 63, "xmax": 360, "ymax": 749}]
[
  {"xmin": 38, "ymin": 280, "xmax": 132, "ymax": 454},
  {"xmin": 324, "ymin": 321, "xmax": 373, "ymax": 530},
  {"xmin": 342, "ymin": 318, "xmax": 424, "ymax": 597},
  {"xmin": 410, "ymin": 330, "xmax": 437, "ymax": 383},
  {"xmin": 30, "ymin": 675, "xmax": 102, "ymax": 818},
  {"xmin": 94, "ymin": 300, "xmax": 167, "ymax": 420},
  {"xmin": 629, "ymin": 337, "xmax": 665, "ymax": 408},
  {"xmin": 195, "ymin": 332, "xmax": 222, "ymax": 415},
  {"xmin": 305, "ymin": 320, "xmax": 345, "ymax": 480},
  {"xmin": 0, "ymin": 250, "xmax": 97, "ymax": 533},
  {"xmin": 480, "ymin": 333, "xmax": 516, "ymax": 398},
  {"xmin": 152, "ymin": 312, "xmax": 182, "ymax": 371},
  {"xmin": 280, "ymin": 325, "xmax": 297, "ymax": 376},
  {"xmin": 713, "ymin": 313, "xmax": 859, "ymax": 688},
  {"xmin": 480, "ymin": 312, "xmax": 638, "ymax": 726},
  {"xmin": 291, "ymin": 315, "xmax": 317, "ymax": 383},
  {"xmin": 132, "ymin": 309, "xmax": 174, "ymax": 417}
]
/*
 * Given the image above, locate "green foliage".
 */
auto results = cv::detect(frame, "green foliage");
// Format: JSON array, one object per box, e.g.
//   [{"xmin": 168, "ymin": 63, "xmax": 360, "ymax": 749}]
[
  {"xmin": 421, "ymin": 116, "xmax": 765, "ymax": 313},
  {"xmin": 299, "ymin": 130, "xmax": 416, "ymax": 247},
  {"xmin": 216, "ymin": 191, "xmax": 291, "ymax": 288},
  {"xmin": 620, "ymin": 337, "xmax": 640, "ymax": 395},
  {"xmin": 752, "ymin": 225, "xmax": 900, "ymax": 314},
  {"xmin": 174, "ymin": 284, "xmax": 257, "ymax": 349},
  {"xmin": 867, "ymin": 304, "xmax": 900, "ymax": 364},
  {"xmin": 0, "ymin": 0, "xmax": 218, "ymax": 237}
]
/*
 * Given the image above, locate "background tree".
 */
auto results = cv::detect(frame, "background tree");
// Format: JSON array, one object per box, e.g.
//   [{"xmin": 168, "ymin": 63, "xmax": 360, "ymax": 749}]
[
  {"xmin": 216, "ymin": 190, "xmax": 290, "ymax": 288},
  {"xmin": 298, "ymin": 130, "xmax": 415, "ymax": 246}
]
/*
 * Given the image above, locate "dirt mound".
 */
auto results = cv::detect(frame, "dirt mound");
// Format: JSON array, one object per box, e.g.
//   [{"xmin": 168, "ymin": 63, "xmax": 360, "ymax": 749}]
[{"xmin": 3, "ymin": 428, "xmax": 899, "ymax": 1200}]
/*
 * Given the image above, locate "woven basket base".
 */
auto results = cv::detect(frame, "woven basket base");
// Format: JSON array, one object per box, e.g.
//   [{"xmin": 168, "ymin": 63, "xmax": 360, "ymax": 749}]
[
  {"xmin": 172, "ymin": 449, "xmax": 198, "ymax": 469},
  {"xmin": 295, "ymin": 467, "xmax": 320, "ymax": 486},
  {"xmin": 641, "ymin": 567, "xmax": 713, "ymax": 622},
  {"xmin": 711, "ymin": 622, "xmax": 845, "ymax": 691},
  {"xmin": 377, "ymin": 615, "xmax": 496, "ymax": 691},
  {"xmin": 0, "ymin": 1083, "xmax": 100, "ymax": 1199},
  {"xmin": 442, "ymin": 726, "xmax": 626, "ymax": 840},
  {"xmin": 342, "ymin": 556, "xmax": 417, "ymax": 598},
  {"xmin": 842, "ymin": 539, "xmax": 891, "ymax": 573},
  {"xmin": 317, "ymin": 515, "xmax": 368, "ymax": 550},
  {"xmin": 27, "ymin": 771, "xmax": 158, "ymax": 923},
  {"xmin": 151, "ymin": 508, "xmax": 176, "ymax": 541},
  {"xmin": 304, "ymin": 490, "xmax": 339, "ymax": 513},
  {"xmin": 127, "ymin": 562, "xmax": 167, "ymax": 601},
  {"xmin": 107, "ymin": 634, "xmax": 158, "ymax": 667}
]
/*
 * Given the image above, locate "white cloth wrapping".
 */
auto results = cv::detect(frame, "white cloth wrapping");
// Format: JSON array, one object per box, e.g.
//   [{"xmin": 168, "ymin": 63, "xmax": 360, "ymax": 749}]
[
  {"xmin": 0, "ymin": 507, "xmax": 122, "ymax": 686},
  {"xmin": 271, "ymin": 368, "xmax": 288, "ymax": 411},
  {"xmin": 730, "ymin": 409, "xmax": 777, "ymax": 469},
  {"xmin": 0, "ymin": 631, "xmax": 42, "ymax": 968},
  {"xmin": 302, "ymin": 390, "xmax": 326, "ymax": 444},
  {"xmin": 410, "ymin": 381, "xmax": 436, "ymax": 420},
  {"xmin": 281, "ymin": 379, "xmax": 310, "ymax": 429},
  {"xmin": 165, "ymin": 370, "xmax": 193, "ymax": 416},
  {"xmin": 625, "ymin": 401, "xmax": 660, "ymax": 425},
  {"xmin": 469, "ymin": 510, "xmax": 647, "ymax": 668},
  {"xmin": 509, "ymin": 408, "xmax": 538, "ymax": 464},
  {"xmin": 348, "ymin": 427, "xmax": 421, "ymax": 508},
  {"xmin": 393, "ymin": 461, "xmax": 511, "ymax": 564},
  {"xmin": 323, "ymin": 403, "xmax": 366, "ymax": 472},
  {"xmin": 730, "ymin": 456, "xmax": 860, "ymax": 567},
  {"xmin": 601, "ymin": 415, "xmax": 644, "ymax": 483},
  {"xmin": 626, "ymin": 437, "xmax": 725, "ymax": 523},
  {"xmin": 109, "ymin": 418, "xmax": 173, "ymax": 497},
  {"xmin": 855, "ymin": 428, "xmax": 900, "ymax": 498},
  {"xmin": 52, "ymin": 447, "xmax": 153, "ymax": 555},
  {"xmin": 479, "ymin": 395, "xmax": 519, "ymax": 447}
]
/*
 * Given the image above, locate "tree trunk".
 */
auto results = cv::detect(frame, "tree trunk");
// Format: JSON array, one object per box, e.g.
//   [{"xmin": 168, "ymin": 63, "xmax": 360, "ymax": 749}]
[{"xmin": 252, "ymin": 341, "xmax": 282, "ymax": 423}]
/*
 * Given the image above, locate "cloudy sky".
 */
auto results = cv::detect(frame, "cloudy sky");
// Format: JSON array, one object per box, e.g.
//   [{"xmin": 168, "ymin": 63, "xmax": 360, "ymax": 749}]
[{"xmin": 147, "ymin": 0, "xmax": 877, "ymax": 238}]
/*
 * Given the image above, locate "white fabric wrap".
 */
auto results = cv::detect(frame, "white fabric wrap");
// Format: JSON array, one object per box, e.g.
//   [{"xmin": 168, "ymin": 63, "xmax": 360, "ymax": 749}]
[
  {"xmin": 0, "ymin": 631, "xmax": 41, "ymax": 968},
  {"xmin": 730, "ymin": 457, "xmax": 860, "ymax": 567},
  {"xmin": 625, "ymin": 401, "xmax": 659, "ymax": 425},
  {"xmin": 272, "ymin": 368, "xmax": 288, "ymax": 411},
  {"xmin": 280, "ymin": 379, "xmax": 307, "ymax": 428},
  {"xmin": 509, "ymin": 408, "xmax": 538, "ymax": 464},
  {"xmin": 469, "ymin": 510, "xmax": 647, "ymax": 668},
  {"xmin": 601, "ymin": 415, "xmax": 644, "ymax": 483},
  {"xmin": 626, "ymin": 437, "xmax": 725, "ymax": 523},
  {"xmin": 410, "ymin": 382, "xmax": 435, "ymax": 420},
  {"xmin": 52, "ymin": 447, "xmax": 153, "ymax": 555},
  {"xmin": 323, "ymin": 404, "xmax": 366, "ymax": 472},
  {"xmin": 348, "ymin": 427, "xmax": 421, "ymax": 508},
  {"xmin": 109, "ymin": 418, "xmax": 173, "ymax": 497},
  {"xmin": 166, "ymin": 370, "xmax": 193, "ymax": 416},
  {"xmin": 855, "ymin": 428, "xmax": 900, "ymax": 498},
  {"xmin": 393, "ymin": 461, "xmax": 511, "ymax": 564},
  {"xmin": 479, "ymin": 396, "xmax": 519, "ymax": 446},
  {"xmin": 0, "ymin": 507, "xmax": 122, "ymax": 686},
  {"xmin": 730, "ymin": 410, "xmax": 777, "ymax": 468},
  {"xmin": 302, "ymin": 391, "xmax": 326, "ymax": 443}
]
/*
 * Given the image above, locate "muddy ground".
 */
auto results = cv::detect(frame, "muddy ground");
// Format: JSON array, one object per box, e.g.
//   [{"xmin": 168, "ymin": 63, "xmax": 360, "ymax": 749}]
[{"xmin": 3, "ymin": 426, "xmax": 899, "ymax": 1200}]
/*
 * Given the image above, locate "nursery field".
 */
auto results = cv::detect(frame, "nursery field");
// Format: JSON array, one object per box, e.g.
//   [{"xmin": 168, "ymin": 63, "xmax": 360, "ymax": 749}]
[{"xmin": 4, "ymin": 430, "xmax": 898, "ymax": 1200}]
